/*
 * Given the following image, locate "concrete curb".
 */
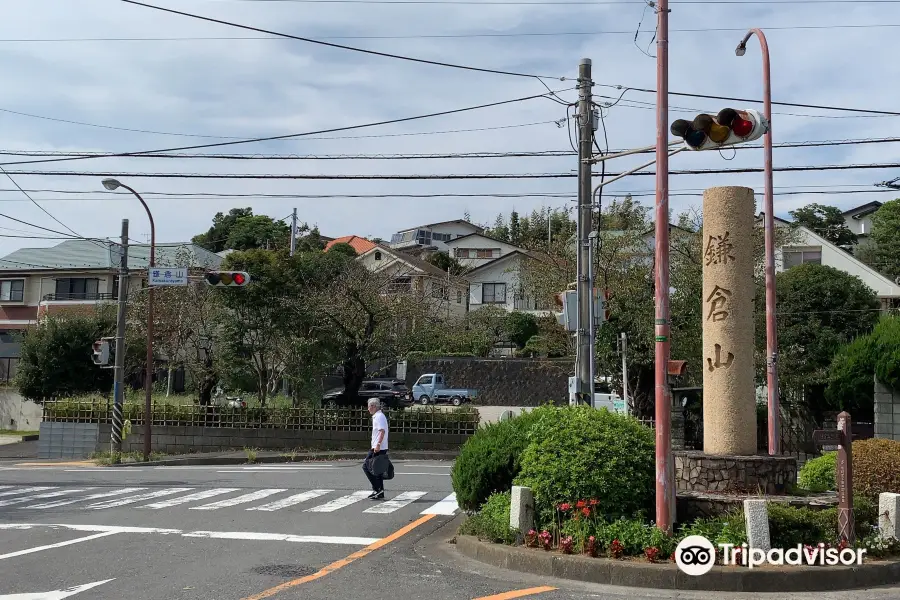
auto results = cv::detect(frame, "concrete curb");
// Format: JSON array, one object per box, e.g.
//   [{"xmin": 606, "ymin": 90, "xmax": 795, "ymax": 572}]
[
  {"xmin": 454, "ymin": 536, "xmax": 900, "ymax": 592},
  {"xmin": 106, "ymin": 450, "xmax": 459, "ymax": 467}
]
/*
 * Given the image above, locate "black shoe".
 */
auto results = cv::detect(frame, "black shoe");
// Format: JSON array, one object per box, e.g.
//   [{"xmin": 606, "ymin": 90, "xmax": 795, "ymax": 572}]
[{"xmin": 368, "ymin": 490, "xmax": 384, "ymax": 500}]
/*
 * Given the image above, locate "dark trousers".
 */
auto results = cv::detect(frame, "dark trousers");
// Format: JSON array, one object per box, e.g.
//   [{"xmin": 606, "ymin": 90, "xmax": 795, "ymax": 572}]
[{"xmin": 363, "ymin": 449, "xmax": 387, "ymax": 492}]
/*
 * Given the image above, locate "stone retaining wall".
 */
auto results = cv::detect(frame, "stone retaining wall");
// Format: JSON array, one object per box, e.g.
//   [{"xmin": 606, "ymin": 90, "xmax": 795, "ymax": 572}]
[
  {"xmin": 676, "ymin": 490, "xmax": 836, "ymax": 521},
  {"xmin": 674, "ymin": 450, "xmax": 797, "ymax": 495},
  {"xmin": 875, "ymin": 379, "xmax": 900, "ymax": 441},
  {"xmin": 98, "ymin": 424, "xmax": 470, "ymax": 455}
]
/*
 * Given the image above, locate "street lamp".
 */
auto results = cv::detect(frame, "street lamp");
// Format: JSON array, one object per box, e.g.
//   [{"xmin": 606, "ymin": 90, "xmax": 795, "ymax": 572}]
[
  {"xmin": 102, "ymin": 178, "xmax": 156, "ymax": 462},
  {"xmin": 736, "ymin": 29, "xmax": 780, "ymax": 456}
]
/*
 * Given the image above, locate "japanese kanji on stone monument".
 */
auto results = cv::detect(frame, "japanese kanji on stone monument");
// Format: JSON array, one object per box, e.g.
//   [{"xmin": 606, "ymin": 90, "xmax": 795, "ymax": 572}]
[{"xmin": 702, "ymin": 186, "xmax": 756, "ymax": 456}]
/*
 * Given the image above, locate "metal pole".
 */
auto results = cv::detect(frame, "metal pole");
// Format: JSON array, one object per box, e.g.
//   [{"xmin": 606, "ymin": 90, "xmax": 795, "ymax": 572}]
[
  {"xmin": 111, "ymin": 219, "xmax": 129, "ymax": 460},
  {"xmin": 738, "ymin": 29, "xmax": 780, "ymax": 456},
  {"xmin": 575, "ymin": 58, "xmax": 593, "ymax": 404},
  {"xmin": 621, "ymin": 332, "xmax": 629, "ymax": 414},
  {"xmin": 654, "ymin": 0, "xmax": 673, "ymax": 534},
  {"xmin": 290, "ymin": 207, "xmax": 298, "ymax": 257},
  {"xmin": 588, "ymin": 236, "xmax": 596, "ymax": 408}
]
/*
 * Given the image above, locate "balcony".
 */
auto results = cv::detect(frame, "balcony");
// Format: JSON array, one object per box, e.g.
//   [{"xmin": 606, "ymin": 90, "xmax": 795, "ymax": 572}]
[{"xmin": 42, "ymin": 293, "xmax": 117, "ymax": 302}]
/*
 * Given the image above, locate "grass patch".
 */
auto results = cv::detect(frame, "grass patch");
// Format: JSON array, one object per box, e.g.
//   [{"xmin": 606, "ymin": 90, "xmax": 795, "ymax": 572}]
[
  {"xmin": 244, "ymin": 447, "xmax": 259, "ymax": 464},
  {"xmin": 90, "ymin": 450, "xmax": 168, "ymax": 465},
  {"xmin": 0, "ymin": 430, "xmax": 38, "ymax": 437}
]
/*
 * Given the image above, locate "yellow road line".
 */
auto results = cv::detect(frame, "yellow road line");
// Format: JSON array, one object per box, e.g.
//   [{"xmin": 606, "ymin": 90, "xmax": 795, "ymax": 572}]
[
  {"xmin": 241, "ymin": 513, "xmax": 437, "ymax": 600},
  {"xmin": 15, "ymin": 461, "xmax": 95, "ymax": 467},
  {"xmin": 474, "ymin": 586, "xmax": 558, "ymax": 600}
]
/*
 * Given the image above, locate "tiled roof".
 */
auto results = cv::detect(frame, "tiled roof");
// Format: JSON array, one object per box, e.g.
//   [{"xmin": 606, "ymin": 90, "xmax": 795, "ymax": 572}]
[
  {"xmin": 325, "ymin": 235, "xmax": 377, "ymax": 255},
  {"xmin": 0, "ymin": 240, "xmax": 223, "ymax": 272},
  {"xmin": 365, "ymin": 243, "xmax": 451, "ymax": 278}
]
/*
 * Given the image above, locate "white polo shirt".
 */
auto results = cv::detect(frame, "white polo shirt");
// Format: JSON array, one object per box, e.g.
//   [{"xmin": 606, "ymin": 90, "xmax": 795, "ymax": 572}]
[{"xmin": 371, "ymin": 410, "xmax": 389, "ymax": 450}]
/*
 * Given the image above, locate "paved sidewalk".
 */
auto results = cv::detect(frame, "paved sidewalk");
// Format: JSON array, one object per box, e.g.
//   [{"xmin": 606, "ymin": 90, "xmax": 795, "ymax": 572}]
[{"xmin": 78, "ymin": 448, "xmax": 459, "ymax": 467}]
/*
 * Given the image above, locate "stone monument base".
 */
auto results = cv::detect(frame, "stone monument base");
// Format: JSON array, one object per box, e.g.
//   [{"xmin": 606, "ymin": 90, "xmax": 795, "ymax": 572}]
[{"xmin": 674, "ymin": 450, "xmax": 798, "ymax": 495}]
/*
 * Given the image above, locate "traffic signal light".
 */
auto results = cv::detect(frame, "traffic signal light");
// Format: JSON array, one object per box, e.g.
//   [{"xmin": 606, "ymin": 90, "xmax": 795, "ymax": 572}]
[
  {"xmin": 670, "ymin": 108, "xmax": 768, "ymax": 151},
  {"xmin": 204, "ymin": 271, "xmax": 251, "ymax": 287},
  {"xmin": 553, "ymin": 290, "xmax": 578, "ymax": 332},
  {"xmin": 91, "ymin": 339, "xmax": 110, "ymax": 366},
  {"xmin": 594, "ymin": 288, "xmax": 611, "ymax": 325}
]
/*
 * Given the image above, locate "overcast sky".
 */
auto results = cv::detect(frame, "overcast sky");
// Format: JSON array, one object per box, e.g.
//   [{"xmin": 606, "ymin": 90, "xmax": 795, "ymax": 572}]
[{"xmin": 0, "ymin": 0, "xmax": 897, "ymax": 258}]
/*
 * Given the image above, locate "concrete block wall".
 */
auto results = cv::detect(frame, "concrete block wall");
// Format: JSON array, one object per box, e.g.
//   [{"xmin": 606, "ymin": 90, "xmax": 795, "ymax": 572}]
[
  {"xmin": 38, "ymin": 422, "xmax": 99, "ymax": 459},
  {"xmin": 97, "ymin": 424, "xmax": 471, "ymax": 455},
  {"xmin": 0, "ymin": 389, "xmax": 42, "ymax": 431},
  {"xmin": 875, "ymin": 380, "xmax": 900, "ymax": 441}
]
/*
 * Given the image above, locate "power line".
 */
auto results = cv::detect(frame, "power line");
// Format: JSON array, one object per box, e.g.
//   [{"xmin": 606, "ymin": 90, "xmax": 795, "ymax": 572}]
[
  {"xmin": 118, "ymin": 0, "xmax": 564, "ymax": 81},
  {"xmin": 0, "ymin": 89, "xmax": 572, "ymax": 167},
  {"xmin": 5, "ymin": 161, "xmax": 900, "ymax": 179},
  {"xmin": 148, "ymin": 0, "xmax": 900, "ymax": 4},
  {"xmin": 4, "ymin": 23, "xmax": 900, "ymax": 43},
  {"xmin": 0, "ymin": 167, "xmax": 85, "ymax": 239}
]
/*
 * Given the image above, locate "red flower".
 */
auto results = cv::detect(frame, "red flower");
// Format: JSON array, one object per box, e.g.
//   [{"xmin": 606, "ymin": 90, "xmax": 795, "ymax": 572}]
[
  {"xmin": 576, "ymin": 500, "xmax": 587, "ymax": 509},
  {"xmin": 560, "ymin": 536, "xmax": 574, "ymax": 555},
  {"xmin": 558, "ymin": 503, "xmax": 571, "ymax": 512},
  {"xmin": 581, "ymin": 507, "xmax": 591, "ymax": 518},
  {"xmin": 609, "ymin": 539, "xmax": 624, "ymax": 559},
  {"xmin": 644, "ymin": 547, "xmax": 660, "ymax": 562},
  {"xmin": 589, "ymin": 499, "xmax": 599, "ymax": 506}
]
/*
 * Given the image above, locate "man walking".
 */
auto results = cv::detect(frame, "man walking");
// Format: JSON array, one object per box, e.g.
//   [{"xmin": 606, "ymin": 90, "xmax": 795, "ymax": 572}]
[{"xmin": 363, "ymin": 397, "xmax": 389, "ymax": 500}]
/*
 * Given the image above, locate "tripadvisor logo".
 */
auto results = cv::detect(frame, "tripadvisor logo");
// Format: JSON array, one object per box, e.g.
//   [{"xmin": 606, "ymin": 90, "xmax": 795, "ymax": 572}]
[{"xmin": 674, "ymin": 535, "xmax": 866, "ymax": 575}]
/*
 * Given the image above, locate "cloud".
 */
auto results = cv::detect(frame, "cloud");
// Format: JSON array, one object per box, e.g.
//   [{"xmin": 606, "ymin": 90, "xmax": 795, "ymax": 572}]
[{"xmin": 0, "ymin": 0, "xmax": 896, "ymax": 257}]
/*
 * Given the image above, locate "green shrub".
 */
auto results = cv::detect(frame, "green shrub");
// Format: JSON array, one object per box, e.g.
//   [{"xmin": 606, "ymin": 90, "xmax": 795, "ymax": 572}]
[
  {"xmin": 451, "ymin": 408, "xmax": 543, "ymax": 513},
  {"xmin": 677, "ymin": 510, "xmax": 747, "ymax": 548},
  {"xmin": 798, "ymin": 452, "xmax": 837, "ymax": 492},
  {"xmin": 457, "ymin": 491, "xmax": 516, "ymax": 544},
  {"xmin": 767, "ymin": 503, "xmax": 838, "ymax": 547},
  {"xmin": 514, "ymin": 405, "xmax": 655, "ymax": 525},
  {"xmin": 853, "ymin": 438, "xmax": 900, "ymax": 499}
]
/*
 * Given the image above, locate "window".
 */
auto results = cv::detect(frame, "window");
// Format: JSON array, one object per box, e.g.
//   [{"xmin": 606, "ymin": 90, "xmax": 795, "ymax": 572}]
[
  {"xmin": 374, "ymin": 251, "xmax": 382, "ymax": 261},
  {"xmin": 454, "ymin": 248, "xmax": 501, "ymax": 259},
  {"xmin": 418, "ymin": 375, "xmax": 433, "ymax": 385},
  {"xmin": 783, "ymin": 248, "xmax": 822, "ymax": 269},
  {"xmin": 432, "ymin": 232, "xmax": 452, "ymax": 242},
  {"xmin": 54, "ymin": 278, "xmax": 99, "ymax": 300},
  {"xmin": 482, "ymin": 283, "xmax": 507, "ymax": 304},
  {"xmin": 457, "ymin": 290, "xmax": 463, "ymax": 304},
  {"xmin": 416, "ymin": 229, "xmax": 432, "ymax": 245},
  {"xmin": 0, "ymin": 279, "xmax": 24, "ymax": 302}
]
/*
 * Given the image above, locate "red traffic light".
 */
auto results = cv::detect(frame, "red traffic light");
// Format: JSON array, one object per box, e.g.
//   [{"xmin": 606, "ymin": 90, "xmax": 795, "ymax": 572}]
[
  {"xmin": 232, "ymin": 273, "xmax": 246, "ymax": 285},
  {"xmin": 671, "ymin": 108, "xmax": 767, "ymax": 150},
  {"xmin": 205, "ymin": 271, "xmax": 251, "ymax": 287}
]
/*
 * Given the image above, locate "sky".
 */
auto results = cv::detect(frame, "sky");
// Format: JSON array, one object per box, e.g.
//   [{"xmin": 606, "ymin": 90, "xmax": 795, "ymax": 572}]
[{"xmin": 0, "ymin": 0, "xmax": 898, "ymax": 257}]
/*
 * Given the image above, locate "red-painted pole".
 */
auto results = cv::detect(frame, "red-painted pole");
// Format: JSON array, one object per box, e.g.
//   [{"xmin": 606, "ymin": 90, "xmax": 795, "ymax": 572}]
[
  {"xmin": 738, "ymin": 29, "xmax": 780, "ymax": 455},
  {"xmin": 655, "ymin": 0, "xmax": 673, "ymax": 533}
]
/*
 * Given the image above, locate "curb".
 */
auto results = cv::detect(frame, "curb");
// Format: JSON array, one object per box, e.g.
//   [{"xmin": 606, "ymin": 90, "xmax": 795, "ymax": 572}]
[
  {"xmin": 106, "ymin": 450, "xmax": 459, "ymax": 467},
  {"xmin": 454, "ymin": 536, "xmax": 900, "ymax": 592},
  {"xmin": 20, "ymin": 435, "xmax": 39, "ymax": 442}
]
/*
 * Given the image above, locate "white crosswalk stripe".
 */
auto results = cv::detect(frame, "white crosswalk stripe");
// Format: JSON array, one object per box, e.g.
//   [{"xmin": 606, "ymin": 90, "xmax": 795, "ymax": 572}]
[
  {"xmin": 190, "ymin": 489, "xmax": 286, "ymax": 510},
  {"xmin": 305, "ymin": 490, "xmax": 371, "ymax": 513},
  {"xmin": 25, "ymin": 488, "xmax": 147, "ymax": 509},
  {"xmin": 0, "ymin": 488, "xmax": 94, "ymax": 508},
  {"xmin": 87, "ymin": 488, "xmax": 194, "ymax": 509},
  {"xmin": 363, "ymin": 491, "xmax": 427, "ymax": 514},
  {"xmin": 0, "ymin": 487, "xmax": 55, "ymax": 498},
  {"xmin": 421, "ymin": 492, "xmax": 458, "ymax": 515},
  {"xmin": 142, "ymin": 488, "xmax": 240, "ymax": 509},
  {"xmin": 247, "ymin": 489, "xmax": 332, "ymax": 512}
]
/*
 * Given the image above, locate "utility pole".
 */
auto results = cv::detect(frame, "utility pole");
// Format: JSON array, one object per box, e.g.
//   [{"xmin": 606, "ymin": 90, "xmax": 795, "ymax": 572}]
[
  {"xmin": 290, "ymin": 208, "xmax": 298, "ymax": 256},
  {"xmin": 111, "ymin": 219, "xmax": 129, "ymax": 460},
  {"xmin": 620, "ymin": 332, "xmax": 629, "ymax": 414},
  {"xmin": 575, "ymin": 57, "xmax": 594, "ymax": 405}
]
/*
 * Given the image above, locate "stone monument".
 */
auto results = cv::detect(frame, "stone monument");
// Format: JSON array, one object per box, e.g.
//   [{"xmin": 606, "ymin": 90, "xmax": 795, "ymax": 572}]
[{"xmin": 674, "ymin": 186, "xmax": 797, "ymax": 514}]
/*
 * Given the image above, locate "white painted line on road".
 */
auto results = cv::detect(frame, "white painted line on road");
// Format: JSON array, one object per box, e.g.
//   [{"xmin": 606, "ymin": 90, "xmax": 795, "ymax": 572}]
[
  {"xmin": 24, "ymin": 488, "xmax": 147, "ymax": 509},
  {"xmin": 64, "ymin": 469, "xmax": 144, "ymax": 472},
  {"xmin": 398, "ymin": 464, "xmax": 454, "ymax": 468},
  {"xmin": 141, "ymin": 488, "xmax": 241, "ymax": 509},
  {"xmin": 0, "ymin": 523, "xmax": 181, "ymax": 534},
  {"xmin": 0, "ymin": 578, "xmax": 115, "ymax": 599},
  {"xmin": 363, "ymin": 491, "xmax": 427, "ymax": 514},
  {"xmin": 247, "ymin": 489, "xmax": 332, "ymax": 512},
  {"xmin": 421, "ymin": 492, "xmax": 458, "ymax": 515},
  {"xmin": 305, "ymin": 490, "xmax": 371, "ymax": 513},
  {"xmin": 237, "ymin": 465, "xmax": 335, "ymax": 469},
  {"xmin": 0, "ymin": 531, "xmax": 118, "ymax": 560},
  {"xmin": 0, "ymin": 488, "xmax": 94, "ymax": 508},
  {"xmin": 190, "ymin": 488, "xmax": 286, "ymax": 510},
  {"xmin": 182, "ymin": 531, "xmax": 378, "ymax": 545},
  {"xmin": 0, "ymin": 487, "xmax": 55, "ymax": 498},
  {"xmin": 86, "ymin": 488, "xmax": 193, "ymax": 509}
]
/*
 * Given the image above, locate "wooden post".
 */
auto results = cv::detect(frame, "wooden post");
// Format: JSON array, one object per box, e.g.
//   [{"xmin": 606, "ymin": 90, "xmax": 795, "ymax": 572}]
[{"xmin": 837, "ymin": 411, "xmax": 855, "ymax": 545}]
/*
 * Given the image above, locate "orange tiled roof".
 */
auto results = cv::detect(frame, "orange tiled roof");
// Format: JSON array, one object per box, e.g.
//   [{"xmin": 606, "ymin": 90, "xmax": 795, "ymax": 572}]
[{"xmin": 324, "ymin": 235, "xmax": 377, "ymax": 255}]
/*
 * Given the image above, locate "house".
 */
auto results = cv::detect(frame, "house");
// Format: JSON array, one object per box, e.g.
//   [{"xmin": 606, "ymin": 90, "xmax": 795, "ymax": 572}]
[
  {"xmin": 842, "ymin": 201, "xmax": 882, "ymax": 246},
  {"xmin": 442, "ymin": 232, "xmax": 524, "ymax": 269},
  {"xmin": 324, "ymin": 235, "xmax": 377, "ymax": 255},
  {"xmin": 356, "ymin": 244, "xmax": 468, "ymax": 320},
  {"xmin": 388, "ymin": 220, "xmax": 484, "ymax": 253},
  {"xmin": 0, "ymin": 240, "xmax": 222, "ymax": 330},
  {"xmin": 466, "ymin": 250, "xmax": 552, "ymax": 316}
]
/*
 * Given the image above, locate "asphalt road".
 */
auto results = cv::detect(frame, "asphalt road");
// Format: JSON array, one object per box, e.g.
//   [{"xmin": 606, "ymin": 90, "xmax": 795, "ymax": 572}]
[{"xmin": 1, "ymin": 460, "xmax": 899, "ymax": 600}]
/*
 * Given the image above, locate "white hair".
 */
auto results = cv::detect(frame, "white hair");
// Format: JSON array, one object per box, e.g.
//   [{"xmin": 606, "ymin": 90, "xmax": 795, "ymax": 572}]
[{"xmin": 367, "ymin": 398, "xmax": 381, "ymax": 409}]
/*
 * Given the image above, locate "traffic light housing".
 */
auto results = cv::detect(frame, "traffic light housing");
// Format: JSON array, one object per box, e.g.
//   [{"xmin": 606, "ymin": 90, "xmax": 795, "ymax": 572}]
[
  {"xmin": 594, "ymin": 288, "xmax": 611, "ymax": 325},
  {"xmin": 553, "ymin": 290, "xmax": 578, "ymax": 332},
  {"xmin": 91, "ymin": 339, "xmax": 110, "ymax": 366},
  {"xmin": 204, "ymin": 271, "xmax": 251, "ymax": 287},
  {"xmin": 670, "ymin": 108, "xmax": 768, "ymax": 151}
]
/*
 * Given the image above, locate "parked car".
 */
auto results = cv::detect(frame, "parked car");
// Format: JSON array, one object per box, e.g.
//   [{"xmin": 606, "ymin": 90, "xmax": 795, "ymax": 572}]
[
  {"xmin": 410, "ymin": 373, "xmax": 477, "ymax": 406},
  {"xmin": 322, "ymin": 379, "xmax": 412, "ymax": 409}
]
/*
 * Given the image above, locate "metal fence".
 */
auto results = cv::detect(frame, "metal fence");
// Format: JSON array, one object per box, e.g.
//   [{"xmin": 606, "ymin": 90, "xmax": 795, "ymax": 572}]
[{"xmin": 41, "ymin": 400, "xmax": 481, "ymax": 435}]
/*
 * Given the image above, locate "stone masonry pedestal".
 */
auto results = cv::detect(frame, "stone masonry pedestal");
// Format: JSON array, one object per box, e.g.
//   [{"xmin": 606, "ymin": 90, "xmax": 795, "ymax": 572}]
[{"xmin": 674, "ymin": 450, "xmax": 797, "ymax": 495}]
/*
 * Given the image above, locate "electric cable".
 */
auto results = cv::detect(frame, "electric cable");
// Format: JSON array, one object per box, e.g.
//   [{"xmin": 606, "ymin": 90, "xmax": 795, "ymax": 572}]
[{"xmin": 0, "ymin": 167, "xmax": 86, "ymax": 239}]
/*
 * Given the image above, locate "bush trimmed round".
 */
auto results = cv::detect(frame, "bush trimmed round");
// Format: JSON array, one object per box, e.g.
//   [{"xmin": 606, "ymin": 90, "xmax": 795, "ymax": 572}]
[
  {"xmin": 514, "ymin": 405, "xmax": 655, "ymax": 525},
  {"xmin": 798, "ymin": 451, "xmax": 837, "ymax": 492},
  {"xmin": 451, "ymin": 407, "xmax": 545, "ymax": 513},
  {"xmin": 854, "ymin": 438, "xmax": 900, "ymax": 499}
]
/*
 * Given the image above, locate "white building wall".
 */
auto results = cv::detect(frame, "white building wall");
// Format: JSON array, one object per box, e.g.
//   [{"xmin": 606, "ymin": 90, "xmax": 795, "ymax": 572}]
[
  {"xmin": 466, "ymin": 255, "xmax": 547, "ymax": 314},
  {"xmin": 390, "ymin": 222, "xmax": 481, "ymax": 253},
  {"xmin": 445, "ymin": 235, "xmax": 523, "ymax": 268}
]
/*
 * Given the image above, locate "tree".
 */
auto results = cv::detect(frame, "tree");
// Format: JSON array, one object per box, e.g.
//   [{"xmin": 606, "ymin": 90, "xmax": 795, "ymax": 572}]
[
  {"xmin": 504, "ymin": 312, "xmax": 539, "ymax": 347},
  {"xmin": 859, "ymin": 199, "xmax": 900, "ymax": 281},
  {"xmin": 425, "ymin": 251, "xmax": 466, "ymax": 276},
  {"xmin": 192, "ymin": 209, "xmax": 295, "ymax": 253},
  {"xmin": 16, "ymin": 314, "xmax": 116, "ymax": 400},
  {"xmin": 760, "ymin": 263, "xmax": 880, "ymax": 416},
  {"xmin": 788, "ymin": 203, "xmax": 858, "ymax": 249},
  {"xmin": 326, "ymin": 242, "xmax": 358, "ymax": 258},
  {"xmin": 192, "ymin": 208, "xmax": 253, "ymax": 253}
]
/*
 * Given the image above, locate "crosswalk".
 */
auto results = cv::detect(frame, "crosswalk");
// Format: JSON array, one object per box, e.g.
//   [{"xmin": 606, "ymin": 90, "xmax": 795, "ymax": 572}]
[{"xmin": 0, "ymin": 485, "xmax": 458, "ymax": 516}]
